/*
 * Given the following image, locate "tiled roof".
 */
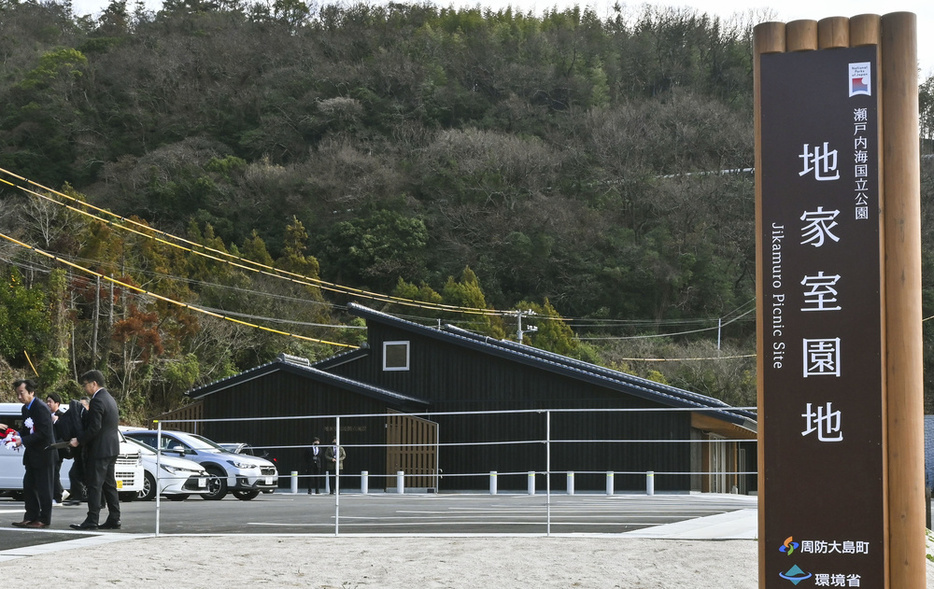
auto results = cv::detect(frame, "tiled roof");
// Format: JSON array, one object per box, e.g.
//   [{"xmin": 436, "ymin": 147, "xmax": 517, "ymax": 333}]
[
  {"xmin": 347, "ymin": 303, "xmax": 756, "ymax": 431},
  {"xmin": 186, "ymin": 352, "xmax": 428, "ymax": 409}
]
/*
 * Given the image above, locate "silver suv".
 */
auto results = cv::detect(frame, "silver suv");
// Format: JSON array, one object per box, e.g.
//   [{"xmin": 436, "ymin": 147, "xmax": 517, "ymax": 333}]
[{"xmin": 123, "ymin": 430, "xmax": 278, "ymax": 500}]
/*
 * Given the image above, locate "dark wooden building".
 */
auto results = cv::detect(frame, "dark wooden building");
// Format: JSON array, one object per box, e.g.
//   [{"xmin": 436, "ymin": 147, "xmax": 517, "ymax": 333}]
[{"xmin": 178, "ymin": 303, "xmax": 757, "ymax": 494}]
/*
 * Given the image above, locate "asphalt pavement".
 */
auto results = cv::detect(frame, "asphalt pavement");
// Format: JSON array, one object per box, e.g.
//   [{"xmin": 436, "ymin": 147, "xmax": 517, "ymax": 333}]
[{"xmin": 0, "ymin": 491, "xmax": 758, "ymax": 562}]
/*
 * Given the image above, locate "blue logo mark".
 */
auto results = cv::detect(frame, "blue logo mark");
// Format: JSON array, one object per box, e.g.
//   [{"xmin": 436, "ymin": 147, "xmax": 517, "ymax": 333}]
[{"xmin": 779, "ymin": 564, "xmax": 813, "ymax": 586}]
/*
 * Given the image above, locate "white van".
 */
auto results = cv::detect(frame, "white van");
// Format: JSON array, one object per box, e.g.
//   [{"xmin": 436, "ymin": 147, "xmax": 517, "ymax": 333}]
[{"xmin": 0, "ymin": 402, "xmax": 144, "ymax": 500}]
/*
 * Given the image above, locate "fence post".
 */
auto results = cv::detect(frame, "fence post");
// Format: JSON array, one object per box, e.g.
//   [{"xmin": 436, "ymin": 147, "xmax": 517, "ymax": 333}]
[
  {"xmin": 334, "ymin": 415, "xmax": 340, "ymax": 536},
  {"xmin": 528, "ymin": 471, "xmax": 536, "ymax": 495},
  {"xmin": 361, "ymin": 470, "xmax": 368, "ymax": 495},
  {"xmin": 545, "ymin": 410, "xmax": 551, "ymax": 536},
  {"xmin": 606, "ymin": 471, "xmax": 614, "ymax": 496},
  {"xmin": 566, "ymin": 471, "xmax": 575, "ymax": 495},
  {"xmin": 396, "ymin": 471, "xmax": 405, "ymax": 494},
  {"xmin": 646, "ymin": 471, "xmax": 655, "ymax": 496},
  {"xmin": 490, "ymin": 471, "xmax": 498, "ymax": 495},
  {"xmin": 290, "ymin": 471, "xmax": 299, "ymax": 494}
]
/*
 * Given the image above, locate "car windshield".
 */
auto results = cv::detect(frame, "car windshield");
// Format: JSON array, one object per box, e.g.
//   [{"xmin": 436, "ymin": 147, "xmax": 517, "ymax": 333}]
[
  {"xmin": 124, "ymin": 436, "xmax": 157, "ymax": 454},
  {"xmin": 170, "ymin": 432, "xmax": 227, "ymax": 453}
]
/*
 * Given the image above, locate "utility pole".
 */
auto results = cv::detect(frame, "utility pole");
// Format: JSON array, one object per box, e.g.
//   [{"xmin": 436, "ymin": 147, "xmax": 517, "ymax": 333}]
[{"xmin": 515, "ymin": 309, "xmax": 538, "ymax": 344}]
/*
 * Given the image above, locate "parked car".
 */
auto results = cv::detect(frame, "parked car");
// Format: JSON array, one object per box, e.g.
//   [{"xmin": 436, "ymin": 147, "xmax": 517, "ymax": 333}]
[
  {"xmin": 123, "ymin": 429, "xmax": 278, "ymax": 500},
  {"xmin": 0, "ymin": 402, "xmax": 144, "ymax": 500},
  {"xmin": 122, "ymin": 433, "xmax": 211, "ymax": 501},
  {"xmin": 218, "ymin": 442, "xmax": 253, "ymax": 454},
  {"xmin": 217, "ymin": 443, "xmax": 278, "ymax": 493},
  {"xmin": 218, "ymin": 443, "xmax": 277, "ymax": 465}
]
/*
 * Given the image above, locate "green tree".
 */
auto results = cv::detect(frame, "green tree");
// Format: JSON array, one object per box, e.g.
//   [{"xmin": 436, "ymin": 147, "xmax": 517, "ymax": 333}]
[
  {"xmin": 0, "ymin": 267, "xmax": 51, "ymax": 368},
  {"xmin": 513, "ymin": 298, "xmax": 578, "ymax": 356},
  {"xmin": 38, "ymin": 268, "xmax": 73, "ymax": 393},
  {"xmin": 319, "ymin": 209, "xmax": 429, "ymax": 291},
  {"xmin": 276, "ymin": 216, "xmax": 320, "ymax": 279},
  {"xmin": 1, "ymin": 47, "xmax": 89, "ymax": 183},
  {"xmin": 240, "ymin": 230, "xmax": 275, "ymax": 266},
  {"xmin": 441, "ymin": 267, "xmax": 505, "ymax": 338},
  {"xmin": 921, "ymin": 74, "xmax": 934, "ymax": 153}
]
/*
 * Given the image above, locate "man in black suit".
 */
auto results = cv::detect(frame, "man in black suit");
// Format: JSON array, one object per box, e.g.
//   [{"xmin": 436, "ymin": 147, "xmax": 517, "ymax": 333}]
[
  {"xmin": 61, "ymin": 397, "xmax": 88, "ymax": 505},
  {"xmin": 302, "ymin": 437, "xmax": 322, "ymax": 494},
  {"xmin": 69, "ymin": 370, "xmax": 121, "ymax": 531},
  {"xmin": 1, "ymin": 379, "xmax": 54, "ymax": 528},
  {"xmin": 45, "ymin": 392, "xmax": 67, "ymax": 504}
]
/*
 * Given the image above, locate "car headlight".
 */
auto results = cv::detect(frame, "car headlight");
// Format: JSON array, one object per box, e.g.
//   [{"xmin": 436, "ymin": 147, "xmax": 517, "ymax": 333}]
[
  {"xmin": 227, "ymin": 460, "xmax": 259, "ymax": 470},
  {"xmin": 159, "ymin": 464, "xmax": 201, "ymax": 475}
]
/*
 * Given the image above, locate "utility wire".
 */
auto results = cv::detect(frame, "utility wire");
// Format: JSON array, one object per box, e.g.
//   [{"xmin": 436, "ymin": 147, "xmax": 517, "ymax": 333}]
[
  {"xmin": 578, "ymin": 307, "xmax": 755, "ymax": 340},
  {"xmin": 0, "ymin": 166, "xmax": 761, "ymax": 331},
  {"xmin": 0, "ymin": 167, "xmax": 765, "ymax": 345},
  {"xmin": 0, "ymin": 230, "xmax": 359, "ymax": 349},
  {"xmin": 614, "ymin": 354, "xmax": 755, "ymax": 361},
  {"xmin": 3, "ymin": 235, "xmax": 756, "ymax": 359},
  {"xmin": 0, "ymin": 167, "xmax": 509, "ymax": 317}
]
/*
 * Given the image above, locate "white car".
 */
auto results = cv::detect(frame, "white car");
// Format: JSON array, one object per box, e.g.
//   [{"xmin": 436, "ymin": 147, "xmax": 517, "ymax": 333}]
[
  {"xmin": 122, "ymin": 434, "xmax": 211, "ymax": 501},
  {"xmin": 0, "ymin": 402, "xmax": 144, "ymax": 499},
  {"xmin": 124, "ymin": 430, "xmax": 278, "ymax": 500}
]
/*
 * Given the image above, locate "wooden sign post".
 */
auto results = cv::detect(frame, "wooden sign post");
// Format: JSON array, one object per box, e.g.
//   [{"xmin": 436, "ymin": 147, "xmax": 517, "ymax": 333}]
[{"xmin": 755, "ymin": 13, "xmax": 924, "ymax": 588}]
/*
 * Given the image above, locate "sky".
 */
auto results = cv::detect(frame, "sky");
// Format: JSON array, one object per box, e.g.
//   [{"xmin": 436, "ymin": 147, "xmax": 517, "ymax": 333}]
[{"xmin": 68, "ymin": 0, "xmax": 933, "ymax": 77}]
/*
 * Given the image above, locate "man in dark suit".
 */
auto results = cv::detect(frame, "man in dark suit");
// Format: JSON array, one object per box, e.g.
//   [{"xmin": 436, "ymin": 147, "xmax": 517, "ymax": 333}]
[
  {"xmin": 69, "ymin": 370, "xmax": 121, "ymax": 531},
  {"xmin": 1, "ymin": 379, "xmax": 54, "ymax": 528},
  {"xmin": 61, "ymin": 398, "xmax": 88, "ymax": 505},
  {"xmin": 302, "ymin": 437, "xmax": 322, "ymax": 494},
  {"xmin": 45, "ymin": 392, "xmax": 67, "ymax": 504}
]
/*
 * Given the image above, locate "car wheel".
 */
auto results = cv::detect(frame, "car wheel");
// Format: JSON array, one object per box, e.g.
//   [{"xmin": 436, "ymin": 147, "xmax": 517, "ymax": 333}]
[
  {"xmin": 138, "ymin": 471, "xmax": 157, "ymax": 501},
  {"xmin": 119, "ymin": 491, "xmax": 136, "ymax": 502},
  {"xmin": 233, "ymin": 490, "xmax": 260, "ymax": 501},
  {"xmin": 202, "ymin": 467, "xmax": 228, "ymax": 500},
  {"xmin": 167, "ymin": 494, "xmax": 189, "ymax": 501}
]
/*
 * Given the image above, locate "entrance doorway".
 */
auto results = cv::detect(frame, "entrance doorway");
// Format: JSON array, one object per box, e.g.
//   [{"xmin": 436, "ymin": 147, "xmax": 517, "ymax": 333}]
[{"xmin": 386, "ymin": 411, "xmax": 439, "ymax": 491}]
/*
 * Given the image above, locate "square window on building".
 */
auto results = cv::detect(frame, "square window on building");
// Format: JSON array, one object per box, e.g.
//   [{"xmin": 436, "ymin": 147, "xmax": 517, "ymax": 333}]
[{"xmin": 383, "ymin": 341, "xmax": 410, "ymax": 371}]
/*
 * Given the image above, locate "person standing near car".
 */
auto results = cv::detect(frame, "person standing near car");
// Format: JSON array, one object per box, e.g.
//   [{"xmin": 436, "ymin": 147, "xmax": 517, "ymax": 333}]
[
  {"xmin": 303, "ymin": 437, "xmax": 322, "ymax": 494},
  {"xmin": 69, "ymin": 370, "xmax": 121, "ymax": 531},
  {"xmin": 324, "ymin": 437, "xmax": 345, "ymax": 494},
  {"xmin": 2, "ymin": 379, "xmax": 54, "ymax": 528},
  {"xmin": 45, "ymin": 392, "xmax": 67, "ymax": 504},
  {"xmin": 54, "ymin": 396, "xmax": 88, "ymax": 506}
]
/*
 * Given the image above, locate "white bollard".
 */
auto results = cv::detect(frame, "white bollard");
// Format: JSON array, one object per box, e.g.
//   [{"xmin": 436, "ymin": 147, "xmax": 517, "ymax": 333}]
[
  {"xmin": 490, "ymin": 471, "xmax": 498, "ymax": 495},
  {"xmin": 325, "ymin": 474, "xmax": 330, "ymax": 494},
  {"xmin": 397, "ymin": 471, "xmax": 405, "ymax": 494},
  {"xmin": 646, "ymin": 471, "xmax": 655, "ymax": 496},
  {"xmin": 567, "ymin": 471, "xmax": 575, "ymax": 495},
  {"xmin": 528, "ymin": 471, "xmax": 536, "ymax": 495},
  {"xmin": 291, "ymin": 471, "xmax": 299, "ymax": 494},
  {"xmin": 361, "ymin": 470, "xmax": 369, "ymax": 494},
  {"xmin": 606, "ymin": 471, "xmax": 614, "ymax": 496}
]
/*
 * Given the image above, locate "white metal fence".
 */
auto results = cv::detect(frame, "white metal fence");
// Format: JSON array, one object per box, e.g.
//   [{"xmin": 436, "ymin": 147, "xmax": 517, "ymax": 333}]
[{"xmin": 143, "ymin": 406, "xmax": 757, "ymax": 536}]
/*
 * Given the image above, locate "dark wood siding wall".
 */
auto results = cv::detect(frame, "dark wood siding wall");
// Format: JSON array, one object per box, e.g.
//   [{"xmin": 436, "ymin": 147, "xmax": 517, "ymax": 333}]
[
  {"xmin": 194, "ymin": 372, "xmax": 392, "ymax": 489},
  {"xmin": 185, "ymin": 319, "xmax": 753, "ymax": 493},
  {"xmin": 157, "ymin": 401, "xmax": 203, "ymax": 434},
  {"xmin": 325, "ymin": 323, "xmax": 698, "ymax": 491}
]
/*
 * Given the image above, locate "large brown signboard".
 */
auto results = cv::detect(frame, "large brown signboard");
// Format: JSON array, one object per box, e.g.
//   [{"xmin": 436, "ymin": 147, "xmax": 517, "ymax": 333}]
[{"xmin": 760, "ymin": 45, "xmax": 884, "ymax": 587}]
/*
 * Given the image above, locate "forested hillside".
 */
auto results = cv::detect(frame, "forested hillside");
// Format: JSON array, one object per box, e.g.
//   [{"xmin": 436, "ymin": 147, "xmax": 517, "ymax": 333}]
[{"xmin": 1, "ymin": 0, "xmax": 932, "ymax": 419}]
